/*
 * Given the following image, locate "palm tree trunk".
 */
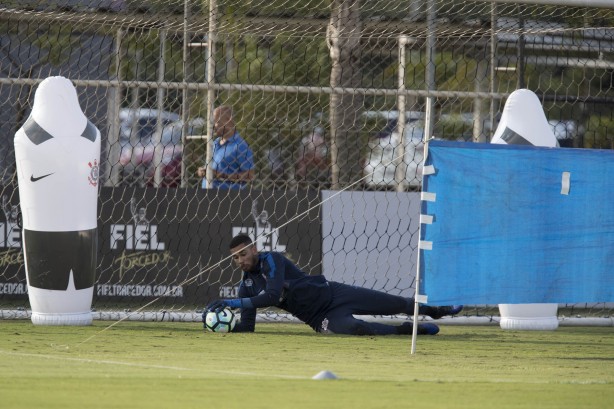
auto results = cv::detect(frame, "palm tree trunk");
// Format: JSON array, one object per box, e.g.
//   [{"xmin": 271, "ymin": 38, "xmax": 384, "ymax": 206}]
[{"xmin": 327, "ymin": 0, "xmax": 363, "ymax": 190}]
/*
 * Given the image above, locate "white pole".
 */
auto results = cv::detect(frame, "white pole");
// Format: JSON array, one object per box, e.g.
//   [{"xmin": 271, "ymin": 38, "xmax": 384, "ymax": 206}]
[
  {"xmin": 412, "ymin": 0, "xmax": 436, "ymax": 355},
  {"xmin": 395, "ymin": 35, "xmax": 408, "ymax": 192},
  {"xmin": 411, "ymin": 143, "xmax": 432, "ymax": 355},
  {"xmin": 104, "ymin": 28, "xmax": 123, "ymax": 187},
  {"xmin": 489, "ymin": 3, "xmax": 497, "ymax": 137},
  {"xmin": 423, "ymin": 2, "xmax": 436, "ymax": 141},
  {"xmin": 154, "ymin": 29, "xmax": 167, "ymax": 187},
  {"xmin": 180, "ymin": 0, "xmax": 190, "ymax": 188},
  {"xmin": 205, "ymin": 0, "xmax": 218, "ymax": 189}
]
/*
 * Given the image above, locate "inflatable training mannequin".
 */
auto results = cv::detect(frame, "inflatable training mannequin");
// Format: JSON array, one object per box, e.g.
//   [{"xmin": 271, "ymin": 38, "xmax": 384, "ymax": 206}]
[
  {"xmin": 14, "ymin": 76, "xmax": 100, "ymax": 325},
  {"xmin": 491, "ymin": 88, "xmax": 559, "ymax": 331}
]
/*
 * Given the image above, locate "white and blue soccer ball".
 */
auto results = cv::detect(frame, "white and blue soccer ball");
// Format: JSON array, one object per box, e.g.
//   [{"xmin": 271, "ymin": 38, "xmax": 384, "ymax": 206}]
[{"xmin": 204, "ymin": 308, "xmax": 236, "ymax": 333}]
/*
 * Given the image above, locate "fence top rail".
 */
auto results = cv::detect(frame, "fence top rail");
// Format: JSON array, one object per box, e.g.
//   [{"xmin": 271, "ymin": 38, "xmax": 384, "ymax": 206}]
[
  {"xmin": 0, "ymin": 76, "xmax": 510, "ymax": 100},
  {"xmin": 4, "ymin": 76, "xmax": 612, "ymax": 104}
]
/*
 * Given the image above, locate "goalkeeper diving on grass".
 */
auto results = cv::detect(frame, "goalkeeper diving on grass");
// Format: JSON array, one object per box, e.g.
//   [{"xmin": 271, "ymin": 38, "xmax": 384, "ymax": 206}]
[{"xmin": 205, "ymin": 234, "xmax": 462, "ymax": 335}]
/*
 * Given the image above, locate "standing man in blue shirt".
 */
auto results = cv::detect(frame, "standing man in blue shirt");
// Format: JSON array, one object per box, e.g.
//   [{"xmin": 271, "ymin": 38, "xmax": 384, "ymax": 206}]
[
  {"xmin": 197, "ymin": 106, "xmax": 255, "ymax": 189},
  {"xmin": 206, "ymin": 234, "xmax": 463, "ymax": 336}
]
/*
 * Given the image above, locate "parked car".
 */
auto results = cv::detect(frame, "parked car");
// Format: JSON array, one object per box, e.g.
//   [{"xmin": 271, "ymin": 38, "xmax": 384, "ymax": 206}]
[
  {"xmin": 363, "ymin": 112, "xmax": 579, "ymax": 191},
  {"xmin": 119, "ymin": 108, "xmax": 180, "ymax": 147},
  {"xmin": 363, "ymin": 111, "xmax": 426, "ymax": 190},
  {"xmin": 295, "ymin": 126, "xmax": 330, "ymax": 188},
  {"xmin": 119, "ymin": 118, "xmax": 205, "ymax": 187},
  {"xmin": 117, "ymin": 108, "xmax": 181, "ymax": 186},
  {"xmin": 549, "ymin": 119, "xmax": 577, "ymax": 147}
]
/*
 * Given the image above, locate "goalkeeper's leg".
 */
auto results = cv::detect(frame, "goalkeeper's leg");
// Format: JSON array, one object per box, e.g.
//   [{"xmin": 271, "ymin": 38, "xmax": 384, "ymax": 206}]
[
  {"xmin": 418, "ymin": 305, "xmax": 464, "ymax": 319},
  {"xmin": 320, "ymin": 311, "xmax": 439, "ymax": 336},
  {"xmin": 327, "ymin": 282, "xmax": 462, "ymax": 319}
]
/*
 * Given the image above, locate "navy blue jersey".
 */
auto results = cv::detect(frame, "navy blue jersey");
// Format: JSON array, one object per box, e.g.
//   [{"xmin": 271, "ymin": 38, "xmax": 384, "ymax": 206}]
[{"xmin": 233, "ymin": 252, "xmax": 332, "ymax": 332}]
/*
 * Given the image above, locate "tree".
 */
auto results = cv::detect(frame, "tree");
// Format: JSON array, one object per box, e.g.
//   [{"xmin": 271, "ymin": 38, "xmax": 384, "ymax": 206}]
[
  {"xmin": 327, "ymin": 0, "xmax": 364, "ymax": 190},
  {"xmin": 0, "ymin": 19, "xmax": 81, "ymax": 185}
]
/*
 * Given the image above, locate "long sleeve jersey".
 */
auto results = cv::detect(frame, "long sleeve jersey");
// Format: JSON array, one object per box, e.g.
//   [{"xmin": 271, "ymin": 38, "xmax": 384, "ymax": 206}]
[{"xmin": 233, "ymin": 252, "xmax": 332, "ymax": 332}]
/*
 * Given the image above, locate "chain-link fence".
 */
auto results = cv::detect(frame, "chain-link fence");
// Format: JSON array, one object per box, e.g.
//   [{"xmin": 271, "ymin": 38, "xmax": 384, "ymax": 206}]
[{"xmin": 2, "ymin": 1, "xmax": 613, "ymax": 191}]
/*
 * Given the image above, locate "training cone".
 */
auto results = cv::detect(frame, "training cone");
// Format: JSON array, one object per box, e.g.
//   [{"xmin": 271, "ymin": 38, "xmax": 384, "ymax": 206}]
[{"xmin": 312, "ymin": 370, "xmax": 339, "ymax": 380}]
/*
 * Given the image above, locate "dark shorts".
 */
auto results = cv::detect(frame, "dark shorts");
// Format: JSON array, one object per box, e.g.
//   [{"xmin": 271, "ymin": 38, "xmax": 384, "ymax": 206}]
[{"xmin": 315, "ymin": 282, "xmax": 411, "ymax": 335}]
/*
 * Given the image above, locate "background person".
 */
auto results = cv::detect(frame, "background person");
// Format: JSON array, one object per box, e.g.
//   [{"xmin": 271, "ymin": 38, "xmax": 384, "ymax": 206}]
[
  {"xmin": 197, "ymin": 106, "xmax": 255, "ymax": 189},
  {"xmin": 295, "ymin": 127, "xmax": 329, "ymax": 189},
  {"xmin": 206, "ymin": 234, "xmax": 462, "ymax": 335}
]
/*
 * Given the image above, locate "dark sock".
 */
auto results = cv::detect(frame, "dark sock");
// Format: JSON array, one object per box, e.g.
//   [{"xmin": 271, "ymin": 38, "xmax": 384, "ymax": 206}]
[
  {"xmin": 418, "ymin": 304, "xmax": 434, "ymax": 317},
  {"xmin": 396, "ymin": 322, "xmax": 413, "ymax": 335}
]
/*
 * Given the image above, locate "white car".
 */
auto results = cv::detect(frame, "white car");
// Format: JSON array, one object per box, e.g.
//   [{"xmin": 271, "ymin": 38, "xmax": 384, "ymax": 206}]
[
  {"xmin": 118, "ymin": 108, "xmax": 180, "ymax": 186},
  {"xmin": 118, "ymin": 108, "xmax": 180, "ymax": 147},
  {"xmin": 363, "ymin": 112, "xmax": 425, "ymax": 190},
  {"xmin": 549, "ymin": 119, "xmax": 577, "ymax": 147},
  {"xmin": 363, "ymin": 113, "xmax": 577, "ymax": 190}
]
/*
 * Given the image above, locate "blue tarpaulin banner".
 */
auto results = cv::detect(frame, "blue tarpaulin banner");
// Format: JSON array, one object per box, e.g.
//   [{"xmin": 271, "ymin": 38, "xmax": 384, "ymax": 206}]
[{"xmin": 420, "ymin": 140, "xmax": 614, "ymax": 305}]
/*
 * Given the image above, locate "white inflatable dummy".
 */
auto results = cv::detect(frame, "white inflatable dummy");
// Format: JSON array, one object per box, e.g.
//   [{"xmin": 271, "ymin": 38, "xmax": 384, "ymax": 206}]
[
  {"xmin": 14, "ymin": 76, "xmax": 100, "ymax": 326},
  {"xmin": 491, "ymin": 88, "xmax": 559, "ymax": 331}
]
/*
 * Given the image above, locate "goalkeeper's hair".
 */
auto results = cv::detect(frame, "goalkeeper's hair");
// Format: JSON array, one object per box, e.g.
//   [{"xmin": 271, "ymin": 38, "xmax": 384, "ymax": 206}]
[{"xmin": 230, "ymin": 233, "xmax": 253, "ymax": 249}]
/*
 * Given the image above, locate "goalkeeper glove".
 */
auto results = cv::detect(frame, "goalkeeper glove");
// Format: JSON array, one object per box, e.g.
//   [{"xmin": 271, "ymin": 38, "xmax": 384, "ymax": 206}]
[
  {"xmin": 207, "ymin": 299, "xmax": 228, "ymax": 313},
  {"xmin": 206, "ymin": 299, "xmax": 242, "ymax": 313}
]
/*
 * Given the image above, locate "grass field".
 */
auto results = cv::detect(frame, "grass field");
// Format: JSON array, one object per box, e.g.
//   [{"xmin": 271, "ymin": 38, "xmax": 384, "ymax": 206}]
[{"xmin": 0, "ymin": 320, "xmax": 612, "ymax": 409}]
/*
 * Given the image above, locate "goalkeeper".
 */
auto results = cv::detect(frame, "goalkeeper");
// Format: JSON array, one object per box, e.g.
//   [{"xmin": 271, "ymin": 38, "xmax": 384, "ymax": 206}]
[{"xmin": 205, "ymin": 234, "xmax": 462, "ymax": 335}]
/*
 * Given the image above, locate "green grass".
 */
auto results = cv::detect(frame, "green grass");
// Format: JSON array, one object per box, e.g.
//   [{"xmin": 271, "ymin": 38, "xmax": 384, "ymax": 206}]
[{"xmin": 0, "ymin": 321, "xmax": 612, "ymax": 409}]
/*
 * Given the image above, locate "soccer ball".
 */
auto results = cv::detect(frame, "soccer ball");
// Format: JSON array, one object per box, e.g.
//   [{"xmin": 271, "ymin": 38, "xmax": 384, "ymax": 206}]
[{"xmin": 204, "ymin": 308, "xmax": 236, "ymax": 333}]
